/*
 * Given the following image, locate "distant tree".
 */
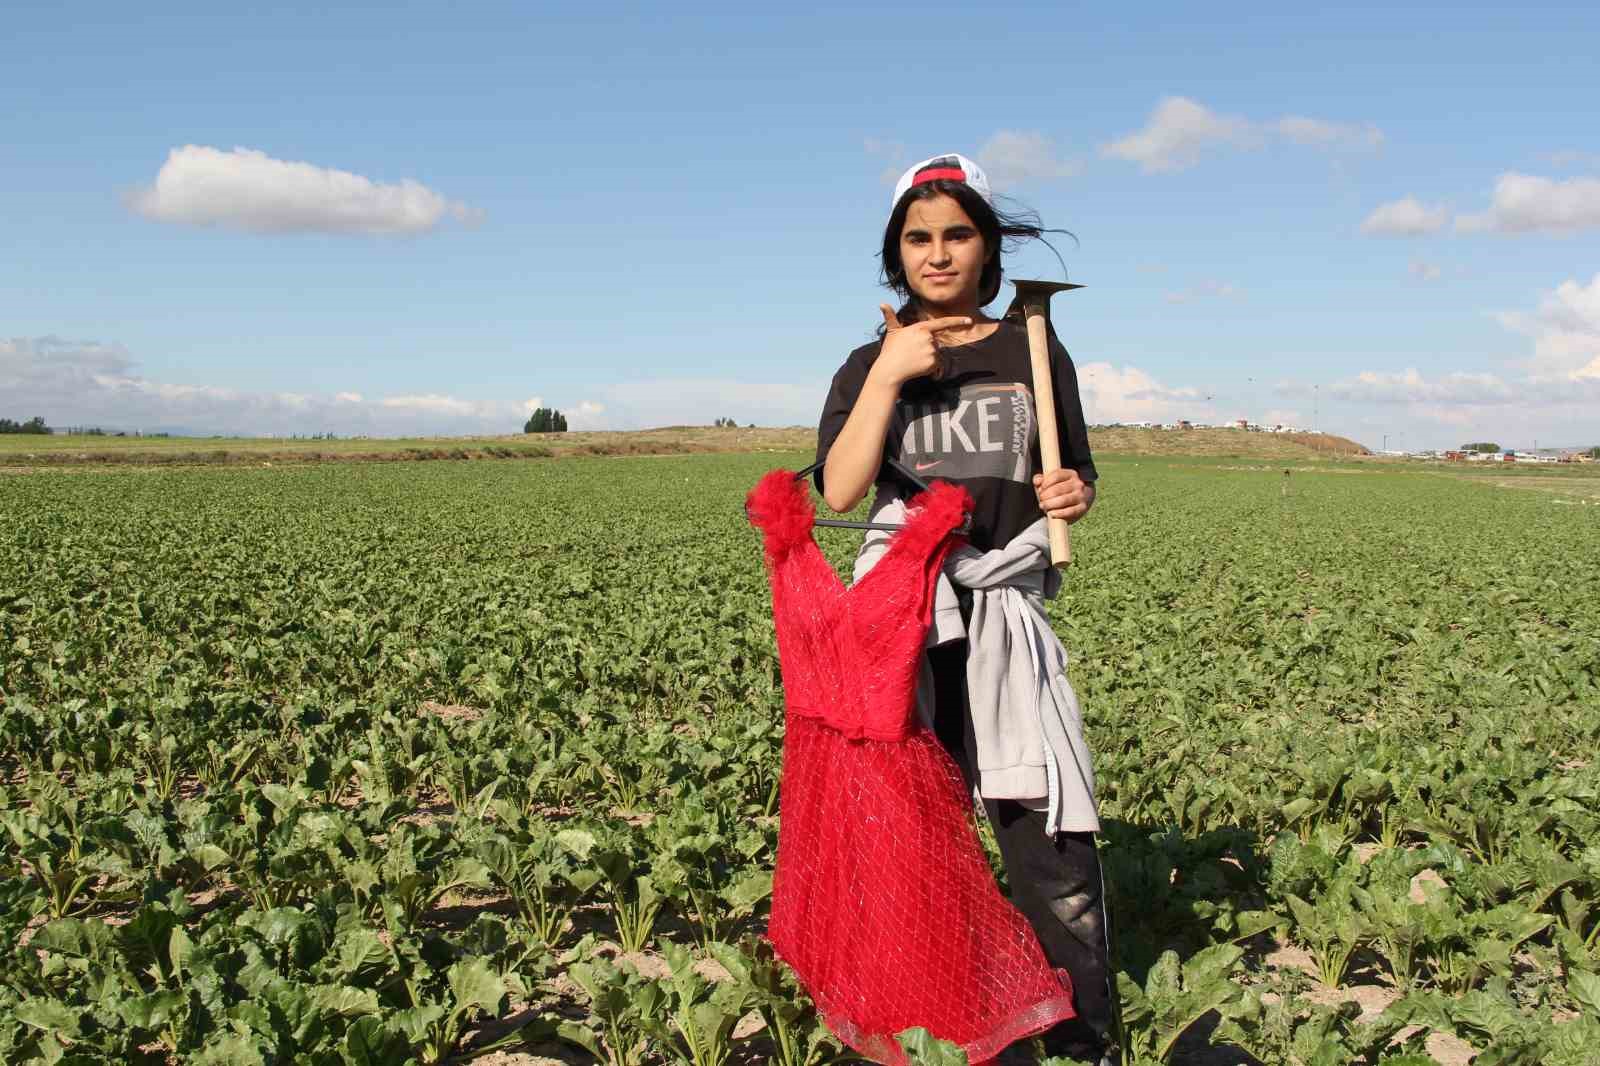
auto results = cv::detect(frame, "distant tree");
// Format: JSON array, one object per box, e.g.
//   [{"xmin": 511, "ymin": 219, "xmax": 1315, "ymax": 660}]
[
  {"xmin": 713, "ymin": 416, "xmax": 739, "ymax": 428},
  {"xmin": 1461, "ymin": 441, "xmax": 1500, "ymax": 453},
  {"xmin": 523, "ymin": 408, "xmax": 568, "ymax": 433},
  {"xmin": 0, "ymin": 416, "xmax": 51, "ymax": 435},
  {"xmin": 1589, "ymin": 446, "xmax": 1600, "ymax": 459}
]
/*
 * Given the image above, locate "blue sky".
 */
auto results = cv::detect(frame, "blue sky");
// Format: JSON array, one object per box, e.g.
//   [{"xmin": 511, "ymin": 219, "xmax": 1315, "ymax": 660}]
[{"xmin": 4, "ymin": 1, "xmax": 1598, "ymax": 450}]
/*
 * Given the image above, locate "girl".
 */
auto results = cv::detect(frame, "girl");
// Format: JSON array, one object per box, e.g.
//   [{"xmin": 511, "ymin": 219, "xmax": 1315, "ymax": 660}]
[{"xmin": 812, "ymin": 154, "xmax": 1116, "ymax": 1065}]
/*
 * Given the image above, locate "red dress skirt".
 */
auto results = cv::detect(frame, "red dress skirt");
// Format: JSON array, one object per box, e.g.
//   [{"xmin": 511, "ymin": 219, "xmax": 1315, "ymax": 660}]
[{"xmin": 746, "ymin": 470, "xmax": 1074, "ymax": 1064}]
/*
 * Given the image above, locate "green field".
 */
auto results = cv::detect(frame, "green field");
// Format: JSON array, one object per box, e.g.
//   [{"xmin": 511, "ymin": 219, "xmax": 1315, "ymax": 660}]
[{"xmin": 3, "ymin": 454, "xmax": 1598, "ymax": 1065}]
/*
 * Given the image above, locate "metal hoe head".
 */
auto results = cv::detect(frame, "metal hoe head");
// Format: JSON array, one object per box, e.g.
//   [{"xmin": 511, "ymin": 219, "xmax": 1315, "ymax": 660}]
[{"xmin": 1003, "ymin": 279, "xmax": 1084, "ymax": 322}]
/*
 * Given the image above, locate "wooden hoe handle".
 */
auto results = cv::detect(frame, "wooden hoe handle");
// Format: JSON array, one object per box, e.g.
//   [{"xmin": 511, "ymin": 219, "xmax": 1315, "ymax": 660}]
[{"xmin": 1024, "ymin": 303, "xmax": 1072, "ymax": 567}]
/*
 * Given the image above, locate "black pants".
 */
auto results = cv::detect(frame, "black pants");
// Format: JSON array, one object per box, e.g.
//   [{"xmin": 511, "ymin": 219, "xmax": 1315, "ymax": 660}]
[{"xmin": 928, "ymin": 641, "xmax": 1118, "ymax": 1058}]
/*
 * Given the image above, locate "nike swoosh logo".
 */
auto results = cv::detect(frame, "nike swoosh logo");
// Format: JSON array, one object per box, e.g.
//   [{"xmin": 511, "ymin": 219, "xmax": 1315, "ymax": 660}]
[{"xmin": 914, "ymin": 460, "xmax": 944, "ymax": 472}]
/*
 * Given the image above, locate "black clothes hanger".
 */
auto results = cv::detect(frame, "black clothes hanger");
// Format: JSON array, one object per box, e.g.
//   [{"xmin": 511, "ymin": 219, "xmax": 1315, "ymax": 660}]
[{"xmin": 789, "ymin": 457, "xmax": 971, "ymax": 535}]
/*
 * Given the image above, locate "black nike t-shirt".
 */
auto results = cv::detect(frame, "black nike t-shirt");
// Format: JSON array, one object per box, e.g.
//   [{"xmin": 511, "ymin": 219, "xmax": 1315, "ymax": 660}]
[{"xmin": 813, "ymin": 318, "xmax": 1098, "ymax": 552}]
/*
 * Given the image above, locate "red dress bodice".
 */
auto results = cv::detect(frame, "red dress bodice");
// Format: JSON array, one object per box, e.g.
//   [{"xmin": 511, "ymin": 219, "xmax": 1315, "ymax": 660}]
[{"xmin": 745, "ymin": 469, "xmax": 970, "ymax": 741}]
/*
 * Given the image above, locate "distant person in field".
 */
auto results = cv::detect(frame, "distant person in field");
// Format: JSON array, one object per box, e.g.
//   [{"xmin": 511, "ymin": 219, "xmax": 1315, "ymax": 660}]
[{"xmin": 812, "ymin": 154, "xmax": 1115, "ymax": 1064}]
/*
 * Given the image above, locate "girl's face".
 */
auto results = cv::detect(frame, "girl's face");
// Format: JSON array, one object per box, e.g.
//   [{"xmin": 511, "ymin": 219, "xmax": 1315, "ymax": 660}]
[{"xmin": 899, "ymin": 193, "xmax": 990, "ymax": 314}]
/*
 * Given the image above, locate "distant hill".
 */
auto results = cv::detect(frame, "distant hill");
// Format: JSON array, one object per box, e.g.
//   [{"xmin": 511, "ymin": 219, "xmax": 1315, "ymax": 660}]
[
  {"xmin": 2, "ymin": 424, "xmax": 1369, "ymax": 468},
  {"xmin": 1087, "ymin": 426, "xmax": 1369, "ymax": 460}
]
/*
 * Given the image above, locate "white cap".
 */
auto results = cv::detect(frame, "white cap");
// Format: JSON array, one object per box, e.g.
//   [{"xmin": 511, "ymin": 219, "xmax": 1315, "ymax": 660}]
[{"xmin": 890, "ymin": 153, "xmax": 994, "ymax": 217}]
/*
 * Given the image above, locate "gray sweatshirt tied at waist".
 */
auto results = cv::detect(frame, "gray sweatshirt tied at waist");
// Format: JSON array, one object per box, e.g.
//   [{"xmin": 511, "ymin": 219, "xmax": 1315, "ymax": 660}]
[{"xmin": 853, "ymin": 488, "xmax": 1100, "ymax": 835}]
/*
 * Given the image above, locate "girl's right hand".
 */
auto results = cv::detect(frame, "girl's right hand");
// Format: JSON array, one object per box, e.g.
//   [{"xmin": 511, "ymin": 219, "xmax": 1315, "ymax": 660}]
[{"xmin": 869, "ymin": 305, "xmax": 972, "ymax": 389}]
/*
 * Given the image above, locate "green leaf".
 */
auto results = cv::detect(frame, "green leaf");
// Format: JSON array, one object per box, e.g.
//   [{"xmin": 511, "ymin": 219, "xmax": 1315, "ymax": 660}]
[
  {"xmin": 896, "ymin": 1026, "xmax": 968, "ymax": 1064},
  {"xmin": 1569, "ymin": 969, "xmax": 1600, "ymax": 1017},
  {"xmin": 555, "ymin": 1019, "xmax": 604, "ymax": 1057},
  {"xmin": 1282, "ymin": 797, "xmax": 1321, "ymax": 823},
  {"xmin": 555, "ymin": 828, "xmax": 597, "ymax": 860},
  {"xmin": 722, "ymin": 869, "xmax": 773, "ymax": 912},
  {"xmin": 192, "ymin": 843, "xmax": 233, "ymax": 871},
  {"xmin": 334, "ymin": 927, "xmax": 391, "ymax": 977},
  {"xmin": 309, "ymin": 984, "xmax": 381, "ymax": 1017},
  {"xmin": 14, "ymin": 997, "xmax": 81, "ymax": 1037},
  {"xmin": 118, "ymin": 989, "xmax": 185, "ymax": 1030},
  {"xmin": 30, "ymin": 917, "xmax": 113, "ymax": 959},
  {"xmin": 260, "ymin": 782, "xmax": 301, "ymax": 810},
  {"xmin": 448, "ymin": 957, "xmax": 506, "ymax": 1016},
  {"xmin": 342, "ymin": 1016, "xmax": 415, "ymax": 1066},
  {"xmin": 169, "ymin": 922, "xmax": 194, "ymax": 977},
  {"xmin": 391, "ymin": 1003, "xmax": 447, "ymax": 1044}
]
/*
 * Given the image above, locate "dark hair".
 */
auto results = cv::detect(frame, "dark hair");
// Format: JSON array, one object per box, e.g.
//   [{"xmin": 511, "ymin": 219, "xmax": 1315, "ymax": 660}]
[{"xmin": 878, "ymin": 181, "xmax": 1073, "ymax": 331}]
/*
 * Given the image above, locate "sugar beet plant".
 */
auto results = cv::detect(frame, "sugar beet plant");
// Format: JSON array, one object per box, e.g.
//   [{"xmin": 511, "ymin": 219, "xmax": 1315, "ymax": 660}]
[{"xmin": 2, "ymin": 453, "xmax": 1599, "ymax": 1064}]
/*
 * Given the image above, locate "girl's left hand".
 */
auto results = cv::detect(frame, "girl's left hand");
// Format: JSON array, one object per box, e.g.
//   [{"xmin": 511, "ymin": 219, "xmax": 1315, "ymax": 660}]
[{"xmin": 1033, "ymin": 469, "xmax": 1095, "ymax": 524}]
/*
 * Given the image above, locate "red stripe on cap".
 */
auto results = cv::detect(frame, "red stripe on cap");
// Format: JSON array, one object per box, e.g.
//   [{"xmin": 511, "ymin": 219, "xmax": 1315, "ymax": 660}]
[{"xmin": 912, "ymin": 167, "xmax": 967, "ymax": 186}]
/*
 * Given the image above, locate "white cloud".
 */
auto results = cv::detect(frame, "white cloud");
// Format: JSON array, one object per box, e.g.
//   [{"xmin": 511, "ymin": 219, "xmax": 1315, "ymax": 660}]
[
  {"xmin": 127, "ymin": 145, "xmax": 483, "ymax": 235},
  {"xmin": 1493, "ymin": 273, "xmax": 1600, "ymax": 380},
  {"xmin": 566, "ymin": 398, "xmax": 608, "ymax": 428},
  {"xmin": 1164, "ymin": 280, "xmax": 1243, "ymax": 304},
  {"xmin": 566, "ymin": 400, "xmax": 607, "ymax": 430},
  {"xmin": 976, "ymin": 131, "xmax": 1083, "ymax": 187},
  {"xmin": 0, "ymin": 337, "xmax": 551, "ymax": 436},
  {"xmin": 1360, "ymin": 197, "xmax": 1450, "ymax": 236},
  {"xmin": 379, "ymin": 394, "xmax": 494, "ymax": 418},
  {"xmin": 1100, "ymin": 96, "xmax": 1380, "ymax": 174},
  {"xmin": 1330, "ymin": 368, "xmax": 1517, "ymax": 407},
  {"xmin": 1546, "ymin": 150, "xmax": 1600, "ymax": 169},
  {"xmin": 1076, "ymin": 362, "xmax": 1209, "ymax": 425},
  {"xmin": 1455, "ymin": 172, "xmax": 1600, "ymax": 235},
  {"xmin": 0, "ymin": 338, "xmax": 835, "ymax": 435},
  {"xmin": 864, "ymin": 136, "xmax": 907, "ymax": 159},
  {"xmin": 864, "ymin": 137, "xmax": 912, "ymax": 187},
  {"xmin": 1326, "ymin": 366, "xmax": 1600, "ymax": 442},
  {"xmin": 1332, "ymin": 269, "xmax": 1600, "ymax": 403},
  {"xmin": 1410, "ymin": 260, "xmax": 1442, "ymax": 282},
  {"xmin": 1273, "ymin": 116, "xmax": 1385, "ymax": 151},
  {"xmin": 1324, "ymin": 278, "xmax": 1600, "ymax": 443},
  {"xmin": 1, "ymin": 335, "xmax": 134, "ymax": 386},
  {"xmin": 590, "ymin": 378, "xmax": 823, "ymax": 429},
  {"xmin": 1100, "ymin": 97, "xmax": 1258, "ymax": 174}
]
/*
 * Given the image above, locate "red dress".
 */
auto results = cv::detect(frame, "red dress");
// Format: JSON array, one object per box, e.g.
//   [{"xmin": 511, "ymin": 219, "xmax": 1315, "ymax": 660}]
[{"xmin": 745, "ymin": 470, "xmax": 1075, "ymax": 1064}]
